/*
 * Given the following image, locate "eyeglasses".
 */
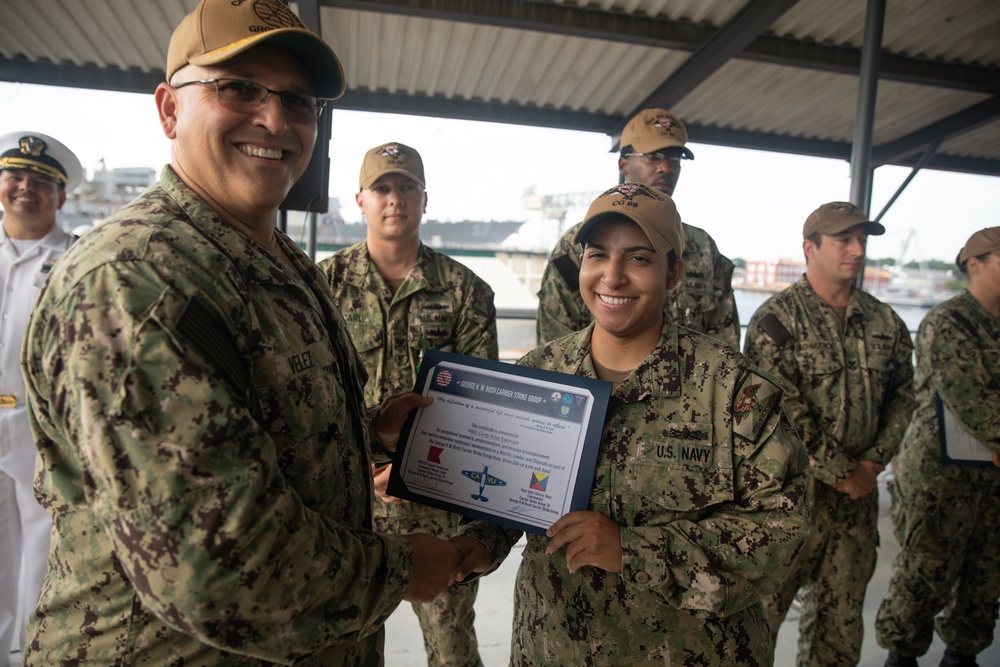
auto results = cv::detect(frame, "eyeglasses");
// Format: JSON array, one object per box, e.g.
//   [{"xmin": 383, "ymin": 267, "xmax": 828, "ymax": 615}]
[
  {"xmin": 623, "ymin": 152, "xmax": 683, "ymax": 167},
  {"xmin": 171, "ymin": 78, "xmax": 329, "ymax": 124}
]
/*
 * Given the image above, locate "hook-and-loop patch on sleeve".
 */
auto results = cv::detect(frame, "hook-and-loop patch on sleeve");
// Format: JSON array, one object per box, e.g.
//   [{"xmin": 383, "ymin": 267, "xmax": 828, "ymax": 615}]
[{"xmin": 732, "ymin": 370, "xmax": 782, "ymax": 444}]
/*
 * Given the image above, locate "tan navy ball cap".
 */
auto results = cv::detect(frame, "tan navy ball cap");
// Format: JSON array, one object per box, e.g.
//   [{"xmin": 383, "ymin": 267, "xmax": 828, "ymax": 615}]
[
  {"xmin": 576, "ymin": 183, "xmax": 685, "ymax": 256},
  {"xmin": 959, "ymin": 226, "xmax": 1000, "ymax": 263},
  {"xmin": 359, "ymin": 142, "xmax": 425, "ymax": 190},
  {"xmin": 166, "ymin": 0, "xmax": 346, "ymax": 99},
  {"xmin": 0, "ymin": 131, "xmax": 83, "ymax": 191},
  {"xmin": 803, "ymin": 201, "xmax": 886, "ymax": 239},
  {"xmin": 620, "ymin": 108, "xmax": 695, "ymax": 160}
]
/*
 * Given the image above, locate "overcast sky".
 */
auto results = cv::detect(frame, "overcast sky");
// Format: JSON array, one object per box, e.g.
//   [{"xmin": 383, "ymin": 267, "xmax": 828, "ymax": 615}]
[{"xmin": 2, "ymin": 81, "xmax": 997, "ymax": 263}]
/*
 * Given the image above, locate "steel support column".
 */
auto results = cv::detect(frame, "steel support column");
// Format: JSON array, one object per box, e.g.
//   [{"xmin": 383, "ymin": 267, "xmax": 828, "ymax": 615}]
[
  {"xmin": 850, "ymin": 0, "xmax": 885, "ymax": 213},
  {"xmin": 294, "ymin": 0, "xmax": 322, "ymax": 260},
  {"xmin": 850, "ymin": 0, "xmax": 885, "ymax": 288}
]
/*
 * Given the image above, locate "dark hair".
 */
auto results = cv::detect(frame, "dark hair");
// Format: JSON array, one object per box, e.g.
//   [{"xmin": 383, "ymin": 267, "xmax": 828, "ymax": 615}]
[
  {"xmin": 956, "ymin": 251, "xmax": 991, "ymax": 276},
  {"xmin": 802, "ymin": 232, "xmax": 822, "ymax": 263}
]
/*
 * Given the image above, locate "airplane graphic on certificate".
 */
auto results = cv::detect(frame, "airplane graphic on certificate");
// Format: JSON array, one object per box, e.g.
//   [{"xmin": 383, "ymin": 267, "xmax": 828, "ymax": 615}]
[
  {"xmin": 387, "ymin": 349, "xmax": 611, "ymax": 534},
  {"xmin": 462, "ymin": 465, "xmax": 507, "ymax": 502}
]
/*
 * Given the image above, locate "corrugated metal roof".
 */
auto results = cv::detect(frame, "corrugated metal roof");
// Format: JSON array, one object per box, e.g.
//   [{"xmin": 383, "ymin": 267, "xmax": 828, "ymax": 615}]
[{"xmin": 1, "ymin": 0, "xmax": 998, "ymax": 175}]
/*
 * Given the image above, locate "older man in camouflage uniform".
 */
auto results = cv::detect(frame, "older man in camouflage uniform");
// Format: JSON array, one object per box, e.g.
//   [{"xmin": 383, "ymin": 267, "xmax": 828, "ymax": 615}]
[
  {"xmin": 876, "ymin": 227, "xmax": 1000, "ymax": 667},
  {"xmin": 320, "ymin": 142, "xmax": 496, "ymax": 667},
  {"xmin": 453, "ymin": 184, "xmax": 810, "ymax": 666},
  {"xmin": 19, "ymin": 1, "xmax": 459, "ymax": 664},
  {"xmin": 535, "ymin": 108, "xmax": 739, "ymax": 347},
  {"xmin": 744, "ymin": 202, "xmax": 916, "ymax": 667}
]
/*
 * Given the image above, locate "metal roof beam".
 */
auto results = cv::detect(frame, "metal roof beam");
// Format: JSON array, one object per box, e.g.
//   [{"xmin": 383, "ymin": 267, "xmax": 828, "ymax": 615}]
[
  {"xmin": 335, "ymin": 88, "xmax": 617, "ymax": 133},
  {"xmin": 324, "ymin": 0, "xmax": 706, "ymax": 50},
  {"xmin": 0, "ymin": 57, "xmax": 161, "ymax": 94},
  {"xmin": 323, "ymin": 0, "xmax": 1000, "ymax": 94},
  {"xmin": 628, "ymin": 0, "xmax": 801, "ymax": 120},
  {"xmin": 688, "ymin": 124, "xmax": 851, "ymax": 160},
  {"xmin": 872, "ymin": 95, "xmax": 1000, "ymax": 165},
  {"xmin": 5, "ymin": 4, "xmax": 996, "ymax": 96},
  {"xmin": 620, "ymin": 0, "xmax": 801, "ymax": 138},
  {"xmin": 742, "ymin": 37, "xmax": 1000, "ymax": 94},
  {"xmin": 895, "ymin": 153, "xmax": 1000, "ymax": 176}
]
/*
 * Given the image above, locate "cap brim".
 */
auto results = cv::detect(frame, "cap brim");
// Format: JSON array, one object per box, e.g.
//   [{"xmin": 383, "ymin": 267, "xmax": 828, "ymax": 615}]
[
  {"xmin": 627, "ymin": 138, "xmax": 694, "ymax": 160},
  {"xmin": 190, "ymin": 29, "xmax": 346, "ymax": 99},
  {"xmin": 575, "ymin": 211, "xmax": 673, "ymax": 255},
  {"xmin": 813, "ymin": 219, "xmax": 886, "ymax": 238},
  {"xmin": 360, "ymin": 168, "xmax": 425, "ymax": 191}
]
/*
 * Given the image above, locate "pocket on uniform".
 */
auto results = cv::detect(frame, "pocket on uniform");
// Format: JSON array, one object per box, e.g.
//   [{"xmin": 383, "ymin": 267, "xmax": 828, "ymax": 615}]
[
  {"xmin": 348, "ymin": 323, "xmax": 384, "ymax": 354},
  {"xmin": 408, "ymin": 310, "xmax": 454, "ymax": 351},
  {"xmin": 633, "ymin": 461, "xmax": 734, "ymax": 514},
  {"xmin": 796, "ymin": 343, "xmax": 842, "ymax": 376},
  {"xmin": 254, "ymin": 343, "xmax": 339, "ymax": 439},
  {"xmin": 866, "ymin": 340, "xmax": 896, "ymax": 373},
  {"xmin": 629, "ymin": 422, "xmax": 734, "ymax": 515}
]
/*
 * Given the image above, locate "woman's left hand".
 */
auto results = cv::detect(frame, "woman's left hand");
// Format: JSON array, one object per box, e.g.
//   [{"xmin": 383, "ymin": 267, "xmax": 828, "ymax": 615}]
[{"xmin": 545, "ymin": 511, "xmax": 622, "ymax": 574}]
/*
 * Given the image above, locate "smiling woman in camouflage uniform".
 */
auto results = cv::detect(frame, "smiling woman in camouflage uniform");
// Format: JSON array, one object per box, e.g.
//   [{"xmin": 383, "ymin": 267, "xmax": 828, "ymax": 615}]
[
  {"xmin": 452, "ymin": 183, "xmax": 810, "ymax": 667},
  {"xmin": 876, "ymin": 227, "xmax": 1000, "ymax": 667}
]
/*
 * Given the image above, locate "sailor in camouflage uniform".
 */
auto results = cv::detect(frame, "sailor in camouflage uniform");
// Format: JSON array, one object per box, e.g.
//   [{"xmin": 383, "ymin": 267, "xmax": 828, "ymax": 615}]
[
  {"xmin": 875, "ymin": 227, "xmax": 1000, "ymax": 667},
  {"xmin": 320, "ymin": 143, "xmax": 496, "ymax": 667},
  {"xmin": 18, "ymin": 2, "xmax": 459, "ymax": 664},
  {"xmin": 743, "ymin": 202, "xmax": 916, "ymax": 667},
  {"xmin": 453, "ymin": 184, "xmax": 810, "ymax": 667},
  {"xmin": 535, "ymin": 108, "xmax": 739, "ymax": 347}
]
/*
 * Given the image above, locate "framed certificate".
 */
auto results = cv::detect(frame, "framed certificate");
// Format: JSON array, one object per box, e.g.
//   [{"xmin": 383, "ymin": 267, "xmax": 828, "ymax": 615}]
[
  {"xmin": 937, "ymin": 394, "xmax": 994, "ymax": 467},
  {"xmin": 387, "ymin": 350, "xmax": 612, "ymax": 534}
]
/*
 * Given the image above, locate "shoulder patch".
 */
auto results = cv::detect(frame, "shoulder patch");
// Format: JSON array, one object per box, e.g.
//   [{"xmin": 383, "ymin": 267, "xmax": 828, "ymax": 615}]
[
  {"xmin": 758, "ymin": 313, "xmax": 792, "ymax": 346},
  {"xmin": 732, "ymin": 370, "xmax": 782, "ymax": 444},
  {"xmin": 176, "ymin": 297, "xmax": 249, "ymax": 397}
]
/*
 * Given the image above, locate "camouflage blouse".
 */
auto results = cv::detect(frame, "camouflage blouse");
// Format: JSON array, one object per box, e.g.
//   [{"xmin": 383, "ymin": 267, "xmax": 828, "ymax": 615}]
[
  {"xmin": 744, "ymin": 276, "xmax": 916, "ymax": 486},
  {"xmin": 20, "ymin": 167, "xmax": 411, "ymax": 666},
  {"xmin": 462, "ymin": 321, "xmax": 810, "ymax": 666}
]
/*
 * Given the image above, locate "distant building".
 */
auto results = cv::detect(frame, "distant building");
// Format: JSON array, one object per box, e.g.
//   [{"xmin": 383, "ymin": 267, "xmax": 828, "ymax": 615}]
[
  {"xmin": 59, "ymin": 164, "xmax": 157, "ymax": 234},
  {"xmin": 740, "ymin": 259, "xmax": 892, "ymax": 293},
  {"xmin": 742, "ymin": 259, "xmax": 805, "ymax": 290}
]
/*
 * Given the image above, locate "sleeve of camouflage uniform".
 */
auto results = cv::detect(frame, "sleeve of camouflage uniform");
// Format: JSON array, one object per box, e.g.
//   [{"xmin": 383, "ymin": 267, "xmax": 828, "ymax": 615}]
[
  {"xmin": 863, "ymin": 313, "xmax": 916, "ymax": 466},
  {"xmin": 921, "ymin": 299, "xmax": 1000, "ymax": 449},
  {"xmin": 620, "ymin": 371, "xmax": 811, "ymax": 616},
  {"xmin": 456, "ymin": 520, "xmax": 524, "ymax": 580},
  {"xmin": 744, "ymin": 307, "xmax": 857, "ymax": 485},
  {"xmin": 705, "ymin": 251, "xmax": 740, "ymax": 347},
  {"xmin": 454, "ymin": 274, "xmax": 500, "ymax": 361},
  {"xmin": 23, "ymin": 263, "xmax": 412, "ymax": 660},
  {"xmin": 536, "ymin": 224, "xmax": 589, "ymax": 345}
]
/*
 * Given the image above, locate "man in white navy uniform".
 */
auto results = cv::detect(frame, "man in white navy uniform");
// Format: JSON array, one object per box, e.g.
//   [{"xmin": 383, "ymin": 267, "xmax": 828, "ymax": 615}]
[{"xmin": 0, "ymin": 131, "xmax": 81, "ymax": 666}]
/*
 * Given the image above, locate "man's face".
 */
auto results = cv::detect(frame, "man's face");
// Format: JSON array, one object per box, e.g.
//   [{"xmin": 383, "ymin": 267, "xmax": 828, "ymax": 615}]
[
  {"xmin": 356, "ymin": 173, "xmax": 427, "ymax": 243},
  {"xmin": 804, "ymin": 225, "xmax": 869, "ymax": 286},
  {"xmin": 579, "ymin": 215, "xmax": 682, "ymax": 340},
  {"xmin": 0, "ymin": 168, "xmax": 65, "ymax": 237},
  {"xmin": 618, "ymin": 148, "xmax": 684, "ymax": 196},
  {"xmin": 969, "ymin": 252, "xmax": 1000, "ymax": 297},
  {"xmin": 159, "ymin": 44, "xmax": 317, "ymax": 223}
]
